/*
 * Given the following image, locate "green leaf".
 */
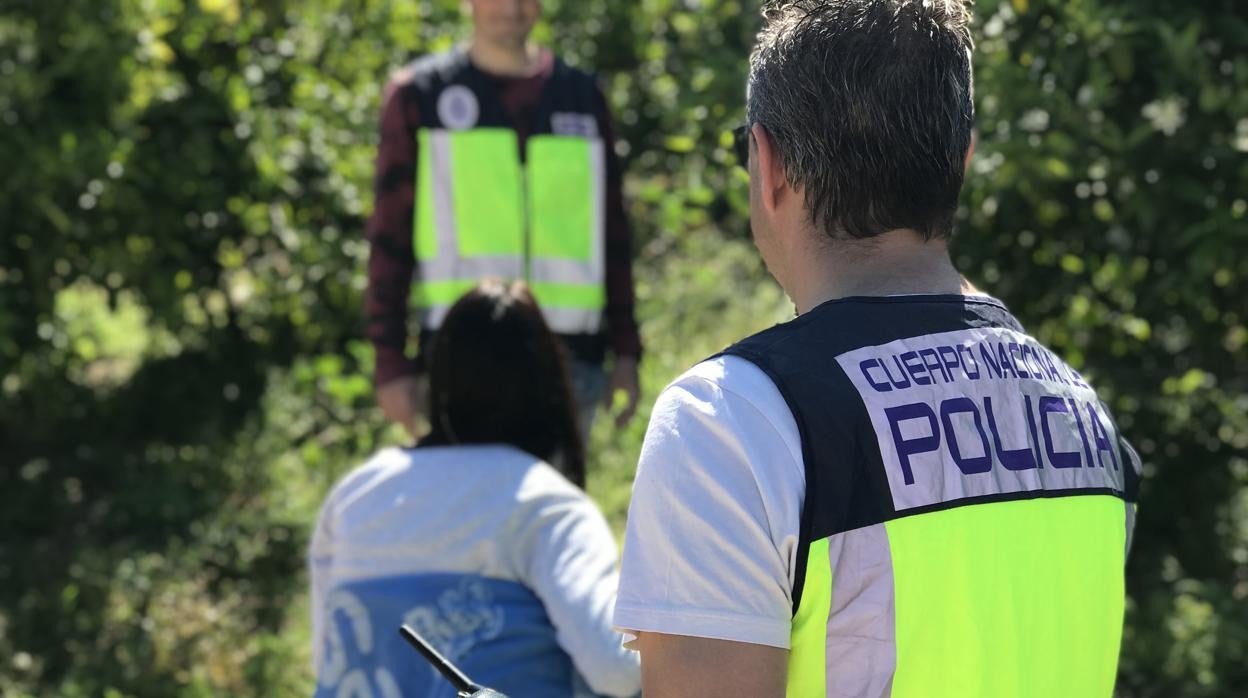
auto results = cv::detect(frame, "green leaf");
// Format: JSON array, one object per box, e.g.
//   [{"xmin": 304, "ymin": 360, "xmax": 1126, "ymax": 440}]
[{"xmin": 664, "ymin": 135, "xmax": 696, "ymax": 153}]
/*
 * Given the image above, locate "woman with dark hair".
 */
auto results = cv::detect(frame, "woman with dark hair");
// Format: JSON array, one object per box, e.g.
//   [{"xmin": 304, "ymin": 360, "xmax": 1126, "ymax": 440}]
[{"xmin": 310, "ymin": 280, "xmax": 639, "ymax": 698}]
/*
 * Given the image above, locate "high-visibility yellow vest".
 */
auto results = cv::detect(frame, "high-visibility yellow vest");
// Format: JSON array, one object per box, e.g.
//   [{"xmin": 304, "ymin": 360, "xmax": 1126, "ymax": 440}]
[
  {"xmin": 413, "ymin": 126, "xmax": 605, "ymax": 335},
  {"xmin": 722, "ymin": 296, "xmax": 1141, "ymax": 697}
]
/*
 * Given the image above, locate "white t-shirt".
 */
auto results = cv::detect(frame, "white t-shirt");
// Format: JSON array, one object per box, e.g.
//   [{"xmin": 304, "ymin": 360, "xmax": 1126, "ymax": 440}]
[
  {"xmin": 311, "ymin": 444, "xmax": 641, "ymax": 697},
  {"xmin": 613, "ymin": 356, "xmax": 805, "ymax": 649}
]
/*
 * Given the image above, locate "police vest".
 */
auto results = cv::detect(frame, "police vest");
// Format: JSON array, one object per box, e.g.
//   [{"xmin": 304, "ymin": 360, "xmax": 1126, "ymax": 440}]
[
  {"xmin": 406, "ymin": 50, "xmax": 606, "ymax": 335},
  {"xmin": 722, "ymin": 295, "xmax": 1141, "ymax": 697}
]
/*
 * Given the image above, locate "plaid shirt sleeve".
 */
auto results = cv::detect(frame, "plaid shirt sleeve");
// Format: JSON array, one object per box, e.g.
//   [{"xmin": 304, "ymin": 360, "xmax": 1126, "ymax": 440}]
[{"xmin": 365, "ymin": 72, "xmax": 422, "ymax": 387}]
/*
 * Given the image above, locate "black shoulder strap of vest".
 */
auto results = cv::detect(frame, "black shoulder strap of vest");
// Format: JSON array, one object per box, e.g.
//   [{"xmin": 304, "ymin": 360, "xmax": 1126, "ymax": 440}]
[
  {"xmin": 527, "ymin": 56, "xmax": 600, "ymax": 127},
  {"xmin": 407, "ymin": 48, "xmax": 473, "ymax": 92},
  {"xmin": 715, "ymin": 325, "xmax": 826, "ymax": 617}
]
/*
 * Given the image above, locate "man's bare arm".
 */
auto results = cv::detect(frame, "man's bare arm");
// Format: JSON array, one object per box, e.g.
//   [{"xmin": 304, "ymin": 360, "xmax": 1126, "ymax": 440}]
[{"xmin": 638, "ymin": 632, "xmax": 788, "ymax": 698}]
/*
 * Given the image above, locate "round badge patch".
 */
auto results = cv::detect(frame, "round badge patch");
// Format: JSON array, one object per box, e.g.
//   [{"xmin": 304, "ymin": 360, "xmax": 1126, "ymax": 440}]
[{"xmin": 437, "ymin": 85, "xmax": 479, "ymax": 130}]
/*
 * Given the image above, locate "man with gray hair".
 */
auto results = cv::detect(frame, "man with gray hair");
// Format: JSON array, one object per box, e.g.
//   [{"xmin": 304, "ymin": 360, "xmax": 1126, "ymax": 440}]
[{"xmin": 614, "ymin": 1, "xmax": 1141, "ymax": 696}]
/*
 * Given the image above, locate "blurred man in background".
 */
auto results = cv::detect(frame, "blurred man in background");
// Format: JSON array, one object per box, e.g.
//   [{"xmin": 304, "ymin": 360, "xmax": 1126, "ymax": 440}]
[
  {"xmin": 364, "ymin": 0, "xmax": 642, "ymax": 439},
  {"xmin": 615, "ymin": 1, "xmax": 1142, "ymax": 696}
]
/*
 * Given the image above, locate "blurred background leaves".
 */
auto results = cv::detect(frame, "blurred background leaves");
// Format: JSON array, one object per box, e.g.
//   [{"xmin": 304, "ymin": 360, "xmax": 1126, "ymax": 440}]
[{"xmin": 0, "ymin": 0, "xmax": 1244, "ymax": 695}]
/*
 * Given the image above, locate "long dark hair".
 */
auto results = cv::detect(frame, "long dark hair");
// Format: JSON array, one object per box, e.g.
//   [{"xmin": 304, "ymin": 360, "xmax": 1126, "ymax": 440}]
[{"xmin": 421, "ymin": 279, "xmax": 586, "ymax": 488}]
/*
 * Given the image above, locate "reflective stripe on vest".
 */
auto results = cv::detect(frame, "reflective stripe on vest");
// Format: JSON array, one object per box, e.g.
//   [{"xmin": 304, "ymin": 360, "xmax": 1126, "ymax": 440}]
[{"xmin": 413, "ymin": 127, "xmax": 606, "ymax": 334}]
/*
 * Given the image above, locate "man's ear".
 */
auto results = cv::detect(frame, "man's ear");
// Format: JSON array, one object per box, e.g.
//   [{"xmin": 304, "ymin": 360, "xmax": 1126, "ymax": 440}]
[
  {"xmin": 964, "ymin": 129, "xmax": 977, "ymax": 172},
  {"xmin": 752, "ymin": 123, "xmax": 787, "ymax": 215}
]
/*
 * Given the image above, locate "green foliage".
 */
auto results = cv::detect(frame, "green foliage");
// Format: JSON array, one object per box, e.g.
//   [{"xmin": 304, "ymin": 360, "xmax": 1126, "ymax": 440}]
[
  {"xmin": 963, "ymin": 3, "xmax": 1248, "ymax": 694},
  {"xmin": 1, "ymin": 0, "xmax": 1244, "ymax": 695}
]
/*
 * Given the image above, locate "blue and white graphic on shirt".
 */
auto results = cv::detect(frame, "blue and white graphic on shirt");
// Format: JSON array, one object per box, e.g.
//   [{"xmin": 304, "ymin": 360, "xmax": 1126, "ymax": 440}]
[
  {"xmin": 402, "ymin": 577, "xmax": 504, "ymax": 666},
  {"xmin": 319, "ymin": 588, "xmax": 403, "ymax": 698},
  {"xmin": 316, "ymin": 574, "xmax": 576, "ymax": 698},
  {"xmin": 836, "ymin": 327, "xmax": 1127, "ymax": 511}
]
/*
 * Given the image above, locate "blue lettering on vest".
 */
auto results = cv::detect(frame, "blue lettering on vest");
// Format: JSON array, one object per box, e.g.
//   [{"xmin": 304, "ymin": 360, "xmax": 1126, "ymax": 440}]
[
  {"xmin": 900, "ymin": 351, "xmax": 932, "ymax": 386},
  {"xmin": 979, "ymin": 342, "xmax": 1002, "ymax": 379},
  {"xmin": 937, "ymin": 345, "xmax": 962, "ymax": 382},
  {"xmin": 1024, "ymin": 394, "xmax": 1043, "ymax": 470},
  {"xmin": 883, "ymin": 356, "xmax": 912, "ymax": 390},
  {"xmin": 1039, "ymin": 347, "xmax": 1068, "ymax": 386},
  {"xmin": 1040, "ymin": 396, "xmax": 1082, "ymax": 468},
  {"xmin": 940, "ymin": 397, "xmax": 993, "ymax": 475},
  {"xmin": 1023, "ymin": 342, "xmax": 1043, "ymax": 379},
  {"xmin": 1086, "ymin": 402, "xmax": 1120, "ymax": 470},
  {"xmin": 996, "ymin": 343, "xmax": 1017, "ymax": 379},
  {"xmin": 885, "ymin": 402, "xmax": 941, "ymax": 486},
  {"xmin": 1025, "ymin": 345, "xmax": 1051, "ymax": 382},
  {"xmin": 860, "ymin": 358, "xmax": 893, "ymax": 393},
  {"xmin": 1068, "ymin": 397, "xmax": 1096, "ymax": 468},
  {"xmin": 958, "ymin": 344, "xmax": 982, "ymax": 379},
  {"xmin": 983, "ymin": 396, "xmax": 1039, "ymax": 471},
  {"xmin": 919, "ymin": 347, "xmax": 950, "ymax": 383},
  {"xmin": 882, "ymin": 391, "xmax": 1121, "ymax": 489},
  {"xmin": 1008, "ymin": 342, "xmax": 1030, "ymax": 379}
]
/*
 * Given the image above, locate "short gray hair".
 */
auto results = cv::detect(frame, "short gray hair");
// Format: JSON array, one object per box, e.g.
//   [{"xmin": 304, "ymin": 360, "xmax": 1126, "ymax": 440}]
[{"xmin": 747, "ymin": 0, "xmax": 975, "ymax": 240}]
